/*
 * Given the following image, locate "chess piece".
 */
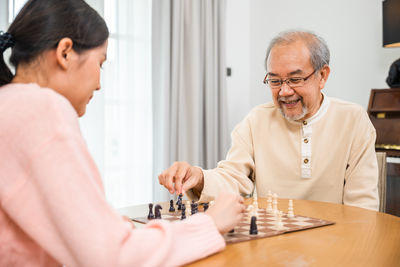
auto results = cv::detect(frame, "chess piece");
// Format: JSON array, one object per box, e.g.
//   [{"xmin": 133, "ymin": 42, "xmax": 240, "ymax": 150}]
[
  {"xmin": 191, "ymin": 200, "xmax": 198, "ymax": 215},
  {"xmin": 250, "ymin": 216, "xmax": 258, "ymax": 235},
  {"xmin": 287, "ymin": 199, "xmax": 294, "ymax": 218},
  {"xmin": 253, "ymin": 194, "xmax": 258, "ymax": 204},
  {"xmin": 266, "ymin": 195, "xmax": 273, "ymax": 213},
  {"xmin": 169, "ymin": 199, "xmax": 175, "ymax": 212},
  {"xmin": 147, "ymin": 203, "xmax": 155, "ymax": 220},
  {"xmin": 176, "ymin": 193, "xmax": 183, "ymax": 210},
  {"xmin": 186, "ymin": 201, "xmax": 191, "ymax": 216},
  {"xmin": 154, "ymin": 204, "xmax": 162, "ymax": 219},
  {"xmin": 247, "ymin": 205, "xmax": 254, "ymax": 223},
  {"xmin": 181, "ymin": 204, "xmax": 186, "ymax": 220},
  {"xmin": 203, "ymin": 202, "xmax": 209, "ymax": 212},
  {"xmin": 228, "ymin": 229, "xmax": 235, "ymax": 234},
  {"xmin": 273, "ymin": 193, "xmax": 278, "ymax": 215},
  {"xmin": 276, "ymin": 211, "xmax": 284, "ymax": 229}
]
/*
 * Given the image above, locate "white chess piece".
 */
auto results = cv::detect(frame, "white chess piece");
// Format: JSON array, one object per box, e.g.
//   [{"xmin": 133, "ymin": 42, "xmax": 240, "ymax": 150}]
[
  {"xmin": 266, "ymin": 195, "xmax": 273, "ymax": 213},
  {"xmin": 287, "ymin": 199, "xmax": 294, "ymax": 218},
  {"xmin": 186, "ymin": 201, "xmax": 191, "ymax": 216},
  {"xmin": 276, "ymin": 211, "xmax": 284, "ymax": 229},
  {"xmin": 247, "ymin": 204, "xmax": 254, "ymax": 222},
  {"xmin": 253, "ymin": 200, "xmax": 258, "ymax": 210},
  {"xmin": 273, "ymin": 193, "xmax": 278, "ymax": 215}
]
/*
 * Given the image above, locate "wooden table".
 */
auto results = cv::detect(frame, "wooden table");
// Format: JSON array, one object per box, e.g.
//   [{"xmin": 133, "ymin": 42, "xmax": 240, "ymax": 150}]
[{"xmin": 118, "ymin": 199, "xmax": 400, "ymax": 267}]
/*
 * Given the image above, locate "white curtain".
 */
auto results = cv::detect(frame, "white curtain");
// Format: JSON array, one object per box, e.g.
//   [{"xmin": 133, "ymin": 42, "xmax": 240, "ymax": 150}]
[
  {"xmin": 152, "ymin": 0, "xmax": 229, "ymax": 202},
  {"xmin": 82, "ymin": 0, "xmax": 153, "ymax": 208},
  {"xmin": 102, "ymin": 0, "xmax": 153, "ymax": 208}
]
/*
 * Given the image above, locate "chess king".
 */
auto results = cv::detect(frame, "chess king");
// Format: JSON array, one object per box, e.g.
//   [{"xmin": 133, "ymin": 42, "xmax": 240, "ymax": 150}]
[{"xmin": 158, "ymin": 30, "xmax": 379, "ymax": 211}]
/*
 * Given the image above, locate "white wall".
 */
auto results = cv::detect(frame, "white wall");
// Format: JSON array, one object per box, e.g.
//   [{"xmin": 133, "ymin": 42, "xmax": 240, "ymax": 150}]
[
  {"xmin": 226, "ymin": 0, "xmax": 400, "ymax": 133},
  {"xmin": 226, "ymin": 0, "xmax": 252, "ymax": 134},
  {"xmin": 0, "ymin": 1, "xmax": 7, "ymax": 31}
]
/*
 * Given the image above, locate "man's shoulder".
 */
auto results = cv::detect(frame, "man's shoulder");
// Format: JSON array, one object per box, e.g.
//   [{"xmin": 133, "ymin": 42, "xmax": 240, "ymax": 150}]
[
  {"xmin": 328, "ymin": 97, "xmax": 365, "ymax": 114},
  {"xmin": 248, "ymin": 102, "xmax": 277, "ymax": 117}
]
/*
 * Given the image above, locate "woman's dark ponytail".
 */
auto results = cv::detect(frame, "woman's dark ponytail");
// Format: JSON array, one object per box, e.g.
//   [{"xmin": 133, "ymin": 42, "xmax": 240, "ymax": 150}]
[
  {"xmin": 0, "ymin": 0, "xmax": 109, "ymax": 87},
  {"xmin": 0, "ymin": 32, "xmax": 15, "ymax": 86}
]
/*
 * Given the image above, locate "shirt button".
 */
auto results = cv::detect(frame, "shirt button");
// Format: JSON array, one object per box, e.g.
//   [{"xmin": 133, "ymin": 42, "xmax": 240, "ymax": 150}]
[
  {"xmin": 303, "ymin": 121, "xmax": 307, "ymax": 125},
  {"xmin": 304, "ymin": 138, "xmax": 309, "ymax": 144},
  {"xmin": 304, "ymin": 158, "xmax": 309, "ymax": 164}
]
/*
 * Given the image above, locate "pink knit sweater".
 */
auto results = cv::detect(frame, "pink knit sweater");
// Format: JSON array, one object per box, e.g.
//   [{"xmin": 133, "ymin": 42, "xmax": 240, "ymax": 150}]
[{"xmin": 0, "ymin": 83, "xmax": 225, "ymax": 267}]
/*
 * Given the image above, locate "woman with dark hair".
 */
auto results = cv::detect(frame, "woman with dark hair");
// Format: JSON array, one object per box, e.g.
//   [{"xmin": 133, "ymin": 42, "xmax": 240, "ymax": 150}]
[{"xmin": 0, "ymin": 0, "xmax": 244, "ymax": 266}]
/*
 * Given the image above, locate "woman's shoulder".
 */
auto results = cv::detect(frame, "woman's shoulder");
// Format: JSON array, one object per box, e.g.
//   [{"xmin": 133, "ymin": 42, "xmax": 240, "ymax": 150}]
[{"xmin": 0, "ymin": 83, "xmax": 80, "ymax": 133}]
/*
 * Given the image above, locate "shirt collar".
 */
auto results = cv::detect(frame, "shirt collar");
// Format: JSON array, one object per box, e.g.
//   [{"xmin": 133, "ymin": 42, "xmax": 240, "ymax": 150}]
[{"xmin": 284, "ymin": 92, "xmax": 330, "ymax": 126}]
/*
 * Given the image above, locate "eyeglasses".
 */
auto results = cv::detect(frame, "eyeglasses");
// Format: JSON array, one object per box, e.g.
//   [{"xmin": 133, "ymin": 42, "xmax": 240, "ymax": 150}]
[{"xmin": 263, "ymin": 70, "xmax": 316, "ymax": 89}]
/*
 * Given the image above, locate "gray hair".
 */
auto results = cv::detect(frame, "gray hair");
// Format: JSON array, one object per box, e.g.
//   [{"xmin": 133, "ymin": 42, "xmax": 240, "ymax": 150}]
[{"xmin": 265, "ymin": 30, "xmax": 330, "ymax": 72}]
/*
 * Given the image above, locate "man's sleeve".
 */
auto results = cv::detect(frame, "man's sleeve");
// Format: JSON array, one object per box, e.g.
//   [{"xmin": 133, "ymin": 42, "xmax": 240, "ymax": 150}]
[{"xmin": 344, "ymin": 109, "xmax": 379, "ymax": 211}]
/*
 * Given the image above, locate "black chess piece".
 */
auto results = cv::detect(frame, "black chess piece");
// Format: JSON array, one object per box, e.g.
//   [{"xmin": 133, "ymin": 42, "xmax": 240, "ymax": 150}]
[
  {"xmin": 228, "ymin": 229, "xmax": 235, "ymax": 234},
  {"xmin": 203, "ymin": 202, "xmax": 209, "ymax": 212},
  {"xmin": 191, "ymin": 200, "xmax": 197, "ymax": 215},
  {"xmin": 147, "ymin": 203, "xmax": 155, "ymax": 220},
  {"xmin": 154, "ymin": 204, "xmax": 162, "ymax": 219},
  {"xmin": 169, "ymin": 199, "xmax": 175, "ymax": 212},
  {"xmin": 181, "ymin": 204, "xmax": 186, "ymax": 220},
  {"xmin": 250, "ymin": 216, "xmax": 258, "ymax": 235},
  {"xmin": 176, "ymin": 193, "xmax": 183, "ymax": 210}
]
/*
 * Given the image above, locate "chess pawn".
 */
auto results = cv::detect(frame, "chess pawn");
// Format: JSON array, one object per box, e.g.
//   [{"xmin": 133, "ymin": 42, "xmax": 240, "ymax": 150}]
[
  {"xmin": 180, "ymin": 204, "xmax": 186, "ymax": 220},
  {"xmin": 273, "ymin": 193, "xmax": 278, "ymax": 215},
  {"xmin": 247, "ymin": 205, "xmax": 254, "ymax": 223},
  {"xmin": 287, "ymin": 199, "xmax": 294, "ymax": 218},
  {"xmin": 169, "ymin": 199, "xmax": 175, "ymax": 212},
  {"xmin": 253, "ymin": 194, "xmax": 258, "ymax": 204},
  {"xmin": 186, "ymin": 201, "xmax": 191, "ymax": 216},
  {"xmin": 266, "ymin": 196, "xmax": 273, "ymax": 213},
  {"xmin": 253, "ymin": 200, "xmax": 258, "ymax": 210},
  {"xmin": 276, "ymin": 211, "xmax": 284, "ymax": 229}
]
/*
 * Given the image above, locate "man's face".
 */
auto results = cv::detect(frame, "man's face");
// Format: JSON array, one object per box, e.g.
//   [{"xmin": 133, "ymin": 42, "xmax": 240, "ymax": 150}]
[{"xmin": 266, "ymin": 40, "xmax": 329, "ymax": 121}]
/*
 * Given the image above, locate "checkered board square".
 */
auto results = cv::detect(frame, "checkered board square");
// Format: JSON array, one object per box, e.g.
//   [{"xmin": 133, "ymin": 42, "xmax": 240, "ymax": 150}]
[{"xmin": 131, "ymin": 206, "xmax": 335, "ymax": 244}]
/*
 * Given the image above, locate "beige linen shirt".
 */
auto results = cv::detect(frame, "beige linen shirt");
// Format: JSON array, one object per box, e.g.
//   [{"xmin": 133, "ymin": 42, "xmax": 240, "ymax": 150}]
[{"xmin": 194, "ymin": 95, "xmax": 379, "ymax": 211}]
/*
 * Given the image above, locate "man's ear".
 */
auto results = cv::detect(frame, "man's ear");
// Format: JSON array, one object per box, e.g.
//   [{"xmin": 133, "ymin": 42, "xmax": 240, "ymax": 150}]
[
  {"xmin": 318, "ymin": 64, "xmax": 330, "ymax": 90},
  {"xmin": 55, "ymin": 38, "xmax": 74, "ymax": 70}
]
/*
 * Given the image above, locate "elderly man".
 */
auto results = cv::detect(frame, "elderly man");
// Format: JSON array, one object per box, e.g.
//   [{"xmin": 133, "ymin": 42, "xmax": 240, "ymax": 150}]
[{"xmin": 158, "ymin": 30, "xmax": 379, "ymax": 211}]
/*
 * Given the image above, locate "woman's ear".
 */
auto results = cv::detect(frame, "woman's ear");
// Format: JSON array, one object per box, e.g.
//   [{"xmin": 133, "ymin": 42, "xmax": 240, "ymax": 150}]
[{"xmin": 55, "ymin": 38, "xmax": 74, "ymax": 70}]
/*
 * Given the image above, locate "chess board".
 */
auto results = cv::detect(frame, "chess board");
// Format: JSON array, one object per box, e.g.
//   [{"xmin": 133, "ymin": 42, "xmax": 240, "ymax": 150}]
[{"xmin": 131, "ymin": 205, "xmax": 335, "ymax": 244}]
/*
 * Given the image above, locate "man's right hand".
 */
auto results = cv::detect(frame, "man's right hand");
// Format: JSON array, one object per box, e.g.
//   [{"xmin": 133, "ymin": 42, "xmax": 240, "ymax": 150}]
[{"xmin": 158, "ymin": 162, "xmax": 204, "ymax": 195}]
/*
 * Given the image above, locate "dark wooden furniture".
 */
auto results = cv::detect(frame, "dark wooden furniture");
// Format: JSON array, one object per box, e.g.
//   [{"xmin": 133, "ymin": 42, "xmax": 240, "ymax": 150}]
[{"xmin": 368, "ymin": 88, "xmax": 400, "ymax": 216}]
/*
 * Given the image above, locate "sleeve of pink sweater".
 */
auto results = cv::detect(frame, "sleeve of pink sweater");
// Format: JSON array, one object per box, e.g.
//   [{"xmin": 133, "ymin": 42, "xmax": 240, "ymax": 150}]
[{"xmin": 0, "ymin": 84, "xmax": 225, "ymax": 267}]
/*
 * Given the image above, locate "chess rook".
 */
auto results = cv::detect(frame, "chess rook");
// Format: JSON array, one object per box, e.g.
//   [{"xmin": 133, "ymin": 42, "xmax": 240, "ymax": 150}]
[{"xmin": 147, "ymin": 203, "xmax": 155, "ymax": 220}]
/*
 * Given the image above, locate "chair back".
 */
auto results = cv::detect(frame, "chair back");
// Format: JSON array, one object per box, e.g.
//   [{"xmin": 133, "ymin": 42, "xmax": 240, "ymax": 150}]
[{"xmin": 376, "ymin": 152, "xmax": 387, "ymax": 212}]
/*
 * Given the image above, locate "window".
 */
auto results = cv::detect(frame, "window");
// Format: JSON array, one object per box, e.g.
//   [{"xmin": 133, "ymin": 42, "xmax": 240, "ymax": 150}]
[
  {"xmin": 100, "ymin": 0, "xmax": 153, "ymax": 208},
  {"xmin": 7, "ymin": 0, "xmax": 153, "ymax": 208}
]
